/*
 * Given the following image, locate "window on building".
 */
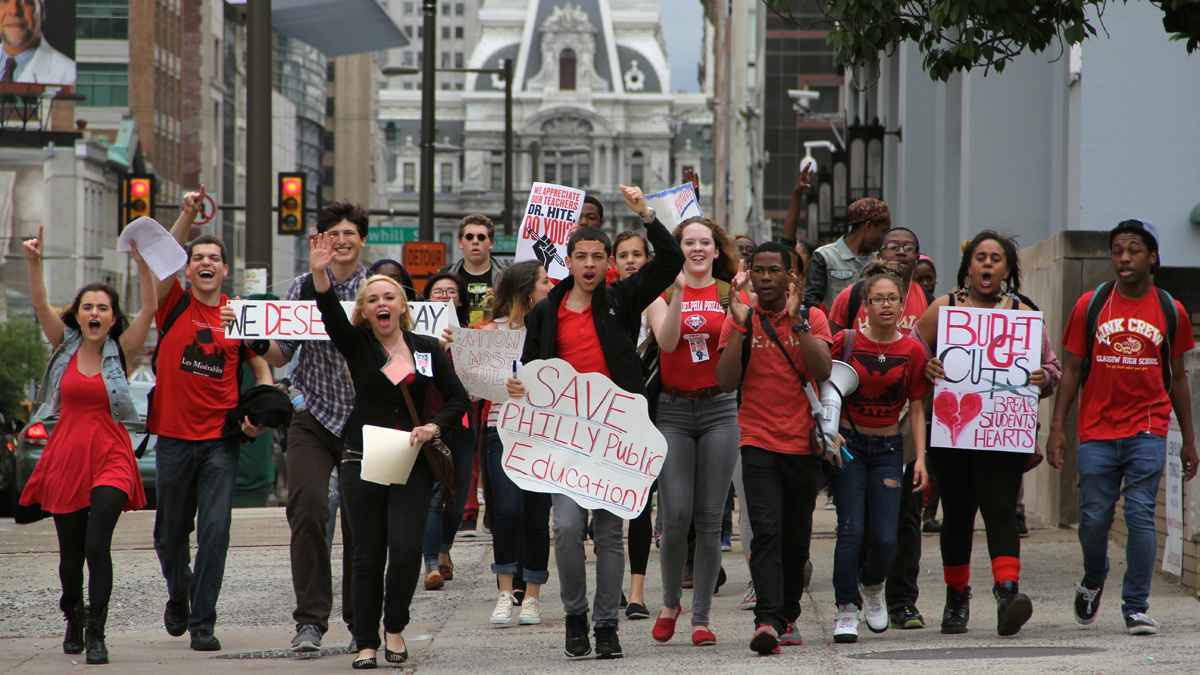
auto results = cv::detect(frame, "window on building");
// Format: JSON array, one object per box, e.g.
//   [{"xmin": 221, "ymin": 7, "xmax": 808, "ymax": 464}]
[
  {"xmin": 404, "ymin": 25, "xmax": 413, "ymax": 37},
  {"xmin": 417, "ymin": 25, "xmax": 423, "ymax": 37},
  {"xmin": 441, "ymin": 81, "xmax": 450, "ymax": 90},
  {"xmin": 404, "ymin": 2, "xmax": 414, "ymax": 15},
  {"xmin": 442, "ymin": 3, "xmax": 451, "ymax": 15},
  {"xmin": 541, "ymin": 150, "xmax": 591, "ymax": 188},
  {"xmin": 454, "ymin": 81, "xmax": 464, "ymax": 90},
  {"xmin": 559, "ymin": 48, "xmax": 577, "ymax": 91},
  {"xmin": 402, "ymin": 51, "xmax": 414, "ymax": 66},
  {"xmin": 385, "ymin": 122, "xmax": 398, "ymax": 145},
  {"xmin": 490, "ymin": 162, "xmax": 503, "ymax": 191},
  {"xmin": 77, "ymin": 0, "xmax": 129, "ymax": 40},
  {"xmin": 77, "ymin": 63, "xmax": 128, "ymax": 107},
  {"xmin": 543, "ymin": 161, "xmax": 557, "ymax": 184},
  {"xmin": 454, "ymin": 52, "xmax": 464, "ymax": 68},
  {"xmin": 440, "ymin": 162, "xmax": 454, "ymax": 192},
  {"xmin": 577, "ymin": 161, "xmax": 591, "ymax": 188},
  {"xmin": 630, "ymin": 150, "xmax": 644, "ymax": 187},
  {"xmin": 387, "ymin": 156, "xmax": 398, "ymax": 184},
  {"xmin": 455, "ymin": 2, "xmax": 464, "ymax": 15},
  {"xmin": 403, "ymin": 81, "xmax": 414, "ymax": 90},
  {"xmin": 403, "ymin": 162, "xmax": 416, "ymax": 192},
  {"xmin": 441, "ymin": 52, "xmax": 450, "ymax": 68},
  {"xmin": 442, "ymin": 26, "xmax": 450, "ymax": 39},
  {"xmin": 455, "ymin": 26, "xmax": 464, "ymax": 39}
]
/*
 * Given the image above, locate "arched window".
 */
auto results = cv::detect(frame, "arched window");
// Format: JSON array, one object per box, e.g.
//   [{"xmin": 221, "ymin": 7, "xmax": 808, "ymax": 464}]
[
  {"xmin": 559, "ymin": 48, "xmax": 577, "ymax": 91},
  {"xmin": 630, "ymin": 150, "xmax": 644, "ymax": 187}
]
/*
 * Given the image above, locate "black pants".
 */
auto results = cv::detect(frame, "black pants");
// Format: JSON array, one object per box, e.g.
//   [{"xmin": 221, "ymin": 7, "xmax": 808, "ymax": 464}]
[
  {"xmin": 741, "ymin": 446, "xmax": 822, "ymax": 633},
  {"xmin": 928, "ymin": 448, "xmax": 1026, "ymax": 581},
  {"xmin": 885, "ymin": 461, "xmax": 923, "ymax": 609},
  {"xmin": 627, "ymin": 481, "xmax": 656, "ymax": 576},
  {"xmin": 342, "ymin": 458, "xmax": 433, "ymax": 650},
  {"xmin": 54, "ymin": 486, "xmax": 127, "ymax": 624}
]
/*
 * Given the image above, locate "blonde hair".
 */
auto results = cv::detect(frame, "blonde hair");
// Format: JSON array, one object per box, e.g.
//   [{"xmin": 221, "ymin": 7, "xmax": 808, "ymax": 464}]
[{"xmin": 352, "ymin": 274, "xmax": 412, "ymax": 330}]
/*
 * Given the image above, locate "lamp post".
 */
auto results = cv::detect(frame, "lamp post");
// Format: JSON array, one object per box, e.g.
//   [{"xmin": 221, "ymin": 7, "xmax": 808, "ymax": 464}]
[
  {"xmin": 384, "ymin": 60, "xmax": 516, "ymax": 235},
  {"xmin": 419, "ymin": 0, "xmax": 437, "ymax": 241}
]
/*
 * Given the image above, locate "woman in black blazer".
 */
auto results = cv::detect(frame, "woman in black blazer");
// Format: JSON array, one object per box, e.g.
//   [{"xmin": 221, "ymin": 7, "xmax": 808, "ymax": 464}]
[{"xmin": 309, "ymin": 233, "xmax": 469, "ymax": 669}]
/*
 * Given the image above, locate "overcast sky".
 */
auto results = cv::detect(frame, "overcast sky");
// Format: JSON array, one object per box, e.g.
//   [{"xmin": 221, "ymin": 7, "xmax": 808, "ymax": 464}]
[{"xmin": 660, "ymin": 0, "xmax": 704, "ymax": 93}]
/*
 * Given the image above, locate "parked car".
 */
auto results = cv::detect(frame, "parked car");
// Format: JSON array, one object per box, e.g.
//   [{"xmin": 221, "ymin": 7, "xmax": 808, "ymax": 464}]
[
  {"xmin": 0, "ymin": 412, "xmax": 24, "ymax": 517},
  {"xmin": 10, "ymin": 369, "xmax": 158, "ymax": 515}
]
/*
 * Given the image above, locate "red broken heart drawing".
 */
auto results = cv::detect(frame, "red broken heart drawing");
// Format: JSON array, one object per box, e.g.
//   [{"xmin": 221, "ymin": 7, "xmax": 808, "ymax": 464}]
[{"xmin": 933, "ymin": 390, "xmax": 984, "ymax": 446}]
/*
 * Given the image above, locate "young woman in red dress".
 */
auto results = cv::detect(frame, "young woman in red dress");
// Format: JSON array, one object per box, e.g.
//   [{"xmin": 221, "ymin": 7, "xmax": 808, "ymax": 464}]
[{"xmin": 19, "ymin": 225, "xmax": 157, "ymax": 665}]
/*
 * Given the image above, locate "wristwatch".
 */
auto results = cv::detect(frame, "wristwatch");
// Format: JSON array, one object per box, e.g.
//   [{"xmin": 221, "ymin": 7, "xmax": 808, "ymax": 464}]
[
  {"xmin": 791, "ymin": 306, "xmax": 811, "ymax": 334},
  {"xmin": 640, "ymin": 206, "xmax": 656, "ymax": 224}
]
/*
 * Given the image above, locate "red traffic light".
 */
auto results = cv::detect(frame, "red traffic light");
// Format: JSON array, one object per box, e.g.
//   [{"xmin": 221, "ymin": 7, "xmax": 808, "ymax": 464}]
[
  {"xmin": 130, "ymin": 179, "xmax": 150, "ymax": 198},
  {"xmin": 282, "ymin": 177, "xmax": 302, "ymax": 196}
]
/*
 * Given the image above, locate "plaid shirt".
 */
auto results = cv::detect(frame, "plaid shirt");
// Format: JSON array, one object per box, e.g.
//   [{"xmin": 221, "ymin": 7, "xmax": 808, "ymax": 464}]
[{"xmin": 278, "ymin": 266, "xmax": 367, "ymax": 436}]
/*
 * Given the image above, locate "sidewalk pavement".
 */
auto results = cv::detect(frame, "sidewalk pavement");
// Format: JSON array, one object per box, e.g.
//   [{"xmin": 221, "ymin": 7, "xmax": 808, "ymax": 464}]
[{"xmin": 2, "ymin": 507, "xmax": 1199, "ymax": 673}]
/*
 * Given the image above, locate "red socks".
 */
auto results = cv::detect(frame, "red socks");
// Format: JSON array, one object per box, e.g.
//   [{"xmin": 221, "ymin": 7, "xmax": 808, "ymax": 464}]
[
  {"xmin": 944, "ymin": 564, "xmax": 970, "ymax": 592},
  {"xmin": 992, "ymin": 556, "xmax": 1020, "ymax": 586}
]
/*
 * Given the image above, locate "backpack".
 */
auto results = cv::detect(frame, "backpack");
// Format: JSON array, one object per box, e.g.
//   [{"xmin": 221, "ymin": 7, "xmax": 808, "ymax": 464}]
[
  {"xmin": 844, "ymin": 281, "xmax": 936, "ymax": 330},
  {"xmin": 1081, "ymin": 280, "xmax": 1178, "ymax": 393}
]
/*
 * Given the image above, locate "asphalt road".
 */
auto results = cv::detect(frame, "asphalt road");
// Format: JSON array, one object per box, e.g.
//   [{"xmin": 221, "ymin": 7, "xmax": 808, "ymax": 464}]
[{"xmin": 2, "ymin": 507, "xmax": 1199, "ymax": 673}]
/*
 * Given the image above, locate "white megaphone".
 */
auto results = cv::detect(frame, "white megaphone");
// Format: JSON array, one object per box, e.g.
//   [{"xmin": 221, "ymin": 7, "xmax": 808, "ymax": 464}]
[{"xmin": 818, "ymin": 361, "xmax": 859, "ymax": 438}]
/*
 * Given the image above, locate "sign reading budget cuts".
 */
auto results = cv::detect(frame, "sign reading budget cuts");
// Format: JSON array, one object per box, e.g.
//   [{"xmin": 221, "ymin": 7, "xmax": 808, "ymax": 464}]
[
  {"xmin": 496, "ymin": 359, "xmax": 667, "ymax": 519},
  {"xmin": 515, "ymin": 182, "xmax": 584, "ymax": 281},
  {"xmin": 224, "ymin": 299, "xmax": 458, "ymax": 340},
  {"xmin": 932, "ymin": 305, "xmax": 1043, "ymax": 453}
]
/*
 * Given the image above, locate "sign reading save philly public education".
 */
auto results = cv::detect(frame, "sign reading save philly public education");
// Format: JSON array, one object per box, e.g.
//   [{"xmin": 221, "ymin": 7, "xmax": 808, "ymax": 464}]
[
  {"xmin": 931, "ymin": 306, "xmax": 1043, "ymax": 454},
  {"xmin": 497, "ymin": 359, "xmax": 668, "ymax": 519}
]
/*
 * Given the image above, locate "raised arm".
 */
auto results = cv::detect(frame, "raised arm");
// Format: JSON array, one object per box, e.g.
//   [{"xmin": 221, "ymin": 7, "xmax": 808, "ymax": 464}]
[
  {"xmin": 119, "ymin": 244, "xmax": 159, "ymax": 365},
  {"xmin": 156, "ymin": 186, "xmax": 206, "ymax": 303},
  {"xmin": 22, "ymin": 225, "xmax": 66, "ymax": 348},
  {"xmin": 310, "ymin": 233, "xmax": 363, "ymax": 359},
  {"xmin": 617, "ymin": 185, "xmax": 684, "ymax": 313},
  {"xmin": 781, "ymin": 167, "xmax": 813, "ymax": 245}
]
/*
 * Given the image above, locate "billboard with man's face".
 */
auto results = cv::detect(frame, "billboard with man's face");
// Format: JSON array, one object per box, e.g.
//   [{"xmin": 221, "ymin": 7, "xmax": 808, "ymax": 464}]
[{"xmin": 1, "ymin": 0, "xmax": 76, "ymax": 86}]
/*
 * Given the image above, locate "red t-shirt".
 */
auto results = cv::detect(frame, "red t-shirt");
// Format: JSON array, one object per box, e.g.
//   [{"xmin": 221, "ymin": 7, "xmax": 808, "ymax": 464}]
[
  {"xmin": 660, "ymin": 283, "xmax": 725, "ymax": 392},
  {"xmin": 719, "ymin": 305, "xmax": 834, "ymax": 454},
  {"xmin": 829, "ymin": 280, "xmax": 928, "ymax": 335},
  {"xmin": 832, "ymin": 329, "xmax": 930, "ymax": 429},
  {"xmin": 150, "ymin": 281, "xmax": 244, "ymax": 440},
  {"xmin": 1063, "ymin": 286, "xmax": 1194, "ymax": 442},
  {"xmin": 556, "ymin": 302, "xmax": 611, "ymax": 378}
]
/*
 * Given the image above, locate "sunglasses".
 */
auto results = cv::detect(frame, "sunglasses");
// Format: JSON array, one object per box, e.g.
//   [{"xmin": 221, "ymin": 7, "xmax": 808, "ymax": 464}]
[{"xmin": 462, "ymin": 233, "xmax": 490, "ymax": 242}]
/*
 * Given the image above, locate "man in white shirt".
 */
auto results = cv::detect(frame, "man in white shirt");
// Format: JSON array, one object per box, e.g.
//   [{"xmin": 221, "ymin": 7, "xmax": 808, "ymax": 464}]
[{"xmin": 1, "ymin": 0, "xmax": 76, "ymax": 85}]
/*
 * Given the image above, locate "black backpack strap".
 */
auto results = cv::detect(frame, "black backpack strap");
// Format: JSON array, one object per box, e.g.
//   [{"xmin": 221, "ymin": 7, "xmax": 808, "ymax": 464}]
[
  {"xmin": 922, "ymin": 287, "xmax": 935, "ymax": 305},
  {"xmin": 1081, "ymin": 281, "xmax": 1115, "ymax": 386},
  {"xmin": 139, "ymin": 291, "xmax": 192, "ymax": 458},
  {"xmin": 1156, "ymin": 288, "xmax": 1178, "ymax": 392},
  {"xmin": 840, "ymin": 328, "xmax": 855, "ymax": 363},
  {"xmin": 845, "ymin": 281, "xmax": 864, "ymax": 330},
  {"xmin": 755, "ymin": 311, "xmax": 809, "ymax": 387},
  {"xmin": 738, "ymin": 308, "xmax": 754, "ymax": 388}
]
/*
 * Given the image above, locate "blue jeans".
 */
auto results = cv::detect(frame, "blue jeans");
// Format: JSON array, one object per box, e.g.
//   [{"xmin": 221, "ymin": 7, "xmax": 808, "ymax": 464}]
[
  {"xmin": 153, "ymin": 436, "xmax": 237, "ymax": 632},
  {"xmin": 484, "ymin": 428, "xmax": 551, "ymax": 584},
  {"xmin": 832, "ymin": 430, "xmax": 904, "ymax": 608},
  {"xmin": 1077, "ymin": 433, "xmax": 1166, "ymax": 615},
  {"xmin": 421, "ymin": 424, "xmax": 475, "ymax": 569}
]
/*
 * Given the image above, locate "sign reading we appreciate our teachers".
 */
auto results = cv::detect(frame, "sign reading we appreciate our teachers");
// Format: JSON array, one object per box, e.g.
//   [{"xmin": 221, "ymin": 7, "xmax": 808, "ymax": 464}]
[
  {"xmin": 515, "ymin": 182, "xmax": 585, "ymax": 281},
  {"xmin": 223, "ymin": 300, "xmax": 458, "ymax": 340},
  {"xmin": 496, "ymin": 359, "xmax": 667, "ymax": 519},
  {"xmin": 931, "ymin": 306, "xmax": 1043, "ymax": 454}
]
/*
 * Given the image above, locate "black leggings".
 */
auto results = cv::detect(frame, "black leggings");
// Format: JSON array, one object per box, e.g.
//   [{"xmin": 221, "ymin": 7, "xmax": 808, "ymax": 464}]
[
  {"xmin": 53, "ymin": 486, "xmax": 127, "ymax": 619},
  {"xmin": 628, "ymin": 482, "xmax": 656, "ymax": 576},
  {"xmin": 928, "ymin": 448, "xmax": 1026, "ymax": 584}
]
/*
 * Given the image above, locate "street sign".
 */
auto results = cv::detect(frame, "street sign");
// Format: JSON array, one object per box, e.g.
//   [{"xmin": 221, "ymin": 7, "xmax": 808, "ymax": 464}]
[
  {"xmin": 493, "ymin": 232, "xmax": 517, "ymax": 253},
  {"xmin": 403, "ymin": 241, "xmax": 447, "ymax": 279},
  {"xmin": 369, "ymin": 225, "xmax": 419, "ymax": 245}
]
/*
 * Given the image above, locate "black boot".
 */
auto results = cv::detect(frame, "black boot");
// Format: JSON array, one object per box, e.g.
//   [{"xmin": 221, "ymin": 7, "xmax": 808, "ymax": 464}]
[
  {"xmin": 563, "ymin": 612, "xmax": 591, "ymax": 659},
  {"xmin": 941, "ymin": 586, "xmax": 971, "ymax": 634},
  {"xmin": 994, "ymin": 581, "xmax": 1033, "ymax": 637},
  {"xmin": 86, "ymin": 606, "xmax": 109, "ymax": 665},
  {"xmin": 63, "ymin": 602, "xmax": 85, "ymax": 655}
]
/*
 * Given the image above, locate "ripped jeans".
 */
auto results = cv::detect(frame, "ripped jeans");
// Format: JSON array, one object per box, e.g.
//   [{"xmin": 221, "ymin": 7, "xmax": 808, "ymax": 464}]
[{"xmin": 831, "ymin": 430, "xmax": 904, "ymax": 608}]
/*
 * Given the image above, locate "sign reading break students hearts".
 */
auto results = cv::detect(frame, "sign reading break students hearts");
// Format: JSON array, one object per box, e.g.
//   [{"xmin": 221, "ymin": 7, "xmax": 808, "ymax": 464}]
[
  {"xmin": 932, "ymin": 305, "xmax": 1043, "ymax": 453},
  {"xmin": 496, "ymin": 359, "xmax": 667, "ymax": 519},
  {"xmin": 223, "ymin": 299, "xmax": 458, "ymax": 341},
  {"xmin": 515, "ymin": 182, "xmax": 585, "ymax": 281}
]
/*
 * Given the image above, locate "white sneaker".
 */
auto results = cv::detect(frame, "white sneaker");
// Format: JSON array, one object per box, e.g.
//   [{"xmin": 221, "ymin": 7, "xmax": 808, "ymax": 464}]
[
  {"xmin": 833, "ymin": 604, "xmax": 859, "ymax": 643},
  {"xmin": 739, "ymin": 583, "xmax": 757, "ymax": 611},
  {"xmin": 1125, "ymin": 612, "xmax": 1160, "ymax": 635},
  {"xmin": 490, "ymin": 592, "xmax": 515, "ymax": 626},
  {"xmin": 519, "ymin": 596, "xmax": 542, "ymax": 625},
  {"xmin": 861, "ymin": 583, "xmax": 889, "ymax": 633}
]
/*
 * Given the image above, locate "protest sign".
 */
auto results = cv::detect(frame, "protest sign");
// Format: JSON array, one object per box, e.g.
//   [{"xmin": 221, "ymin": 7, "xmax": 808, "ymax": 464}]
[
  {"xmin": 224, "ymin": 299, "xmax": 458, "ymax": 341},
  {"xmin": 1163, "ymin": 416, "xmax": 1184, "ymax": 576},
  {"xmin": 361, "ymin": 425, "xmax": 421, "ymax": 486},
  {"xmin": 515, "ymin": 182, "xmax": 584, "ymax": 280},
  {"xmin": 116, "ymin": 216, "xmax": 186, "ymax": 281},
  {"xmin": 644, "ymin": 182, "xmax": 702, "ymax": 230},
  {"xmin": 496, "ymin": 359, "xmax": 668, "ymax": 519},
  {"xmin": 448, "ymin": 327, "xmax": 526, "ymax": 402},
  {"xmin": 931, "ymin": 306, "xmax": 1043, "ymax": 453}
]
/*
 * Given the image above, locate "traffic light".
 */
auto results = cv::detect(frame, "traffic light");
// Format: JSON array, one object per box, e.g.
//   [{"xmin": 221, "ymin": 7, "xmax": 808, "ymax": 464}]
[
  {"xmin": 122, "ymin": 175, "xmax": 154, "ymax": 228},
  {"xmin": 277, "ymin": 172, "xmax": 305, "ymax": 235}
]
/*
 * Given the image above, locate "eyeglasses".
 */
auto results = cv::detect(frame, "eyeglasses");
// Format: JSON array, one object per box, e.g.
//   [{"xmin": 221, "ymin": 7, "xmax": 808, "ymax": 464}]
[
  {"xmin": 462, "ymin": 233, "xmax": 490, "ymax": 242},
  {"xmin": 868, "ymin": 295, "xmax": 902, "ymax": 306},
  {"xmin": 429, "ymin": 288, "xmax": 459, "ymax": 299},
  {"xmin": 882, "ymin": 242, "xmax": 917, "ymax": 254}
]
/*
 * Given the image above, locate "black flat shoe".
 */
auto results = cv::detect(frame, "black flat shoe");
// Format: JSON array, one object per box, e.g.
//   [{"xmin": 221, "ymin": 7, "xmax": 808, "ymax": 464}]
[
  {"xmin": 351, "ymin": 654, "xmax": 377, "ymax": 669},
  {"xmin": 384, "ymin": 635, "xmax": 407, "ymax": 664}
]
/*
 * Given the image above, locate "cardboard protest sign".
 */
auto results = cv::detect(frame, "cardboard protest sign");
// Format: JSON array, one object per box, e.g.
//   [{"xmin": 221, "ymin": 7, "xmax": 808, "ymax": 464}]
[
  {"xmin": 361, "ymin": 425, "xmax": 421, "ymax": 486},
  {"xmin": 1163, "ymin": 415, "xmax": 1185, "ymax": 575},
  {"xmin": 515, "ymin": 182, "xmax": 585, "ymax": 280},
  {"xmin": 644, "ymin": 183, "xmax": 702, "ymax": 230},
  {"xmin": 496, "ymin": 359, "xmax": 668, "ymax": 519},
  {"xmin": 224, "ymin": 300, "xmax": 458, "ymax": 341},
  {"xmin": 931, "ymin": 306, "xmax": 1043, "ymax": 453},
  {"xmin": 448, "ymin": 327, "xmax": 526, "ymax": 402}
]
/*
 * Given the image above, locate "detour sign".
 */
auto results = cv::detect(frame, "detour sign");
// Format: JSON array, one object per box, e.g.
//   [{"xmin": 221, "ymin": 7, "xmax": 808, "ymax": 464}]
[{"xmin": 403, "ymin": 241, "xmax": 446, "ymax": 278}]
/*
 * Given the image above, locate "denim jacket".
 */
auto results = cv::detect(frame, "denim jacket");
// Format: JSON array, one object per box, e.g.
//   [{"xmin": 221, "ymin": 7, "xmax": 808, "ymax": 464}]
[{"xmin": 29, "ymin": 328, "xmax": 138, "ymax": 427}]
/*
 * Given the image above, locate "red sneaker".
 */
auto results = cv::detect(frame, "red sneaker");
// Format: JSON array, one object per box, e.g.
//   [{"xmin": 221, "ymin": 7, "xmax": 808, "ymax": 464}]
[
  {"xmin": 779, "ymin": 622, "xmax": 804, "ymax": 646},
  {"xmin": 691, "ymin": 626, "xmax": 716, "ymax": 646},
  {"xmin": 652, "ymin": 606, "xmax": 683, "ymax": 643}
]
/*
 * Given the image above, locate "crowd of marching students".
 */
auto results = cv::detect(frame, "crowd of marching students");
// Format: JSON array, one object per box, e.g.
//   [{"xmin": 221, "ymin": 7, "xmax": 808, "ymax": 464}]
[{"xmin": 16, "ymin": 174, "xmax": 1197, "ymax": 666}]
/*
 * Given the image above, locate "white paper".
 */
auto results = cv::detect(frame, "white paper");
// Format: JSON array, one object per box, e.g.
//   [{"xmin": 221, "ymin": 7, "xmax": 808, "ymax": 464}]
[
  {"xmin": 1163, "ymin": 417, "xmax": 1184, "ymax": 576},
  {"xmin": 224, "ymin": 300, "xmax": 458, "ymax": 341},
  {"xmin": 361, "ymin": 425, "xmax": 422, "ymax": 486},
  {"xmin": 515, "ymin": 182, "xmax": 585, "ymax": 280},
  {"xmin": 930, "ymin": 306, "xmax": 1043, "ymax": 453},
  {"xmin": 117, "ymin": 216, "xmax": 187, "ymax": 281},
  {"xmin": 644, "ymin": 183, "xmax": 703, "ymax": 230},
  {"xmin": 496, "ymin": 358, "xmax": 668, "ymax": 519},
  {"xmin": 449, "ymin": 327, "xmax": 526, "ymax": 402}
]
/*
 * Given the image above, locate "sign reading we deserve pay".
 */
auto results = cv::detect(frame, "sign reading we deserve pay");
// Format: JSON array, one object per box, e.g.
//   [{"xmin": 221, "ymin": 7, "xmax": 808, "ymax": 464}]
[{"xmin": 224, "ymin": 299, "xmax": 459, "ymax": 340}]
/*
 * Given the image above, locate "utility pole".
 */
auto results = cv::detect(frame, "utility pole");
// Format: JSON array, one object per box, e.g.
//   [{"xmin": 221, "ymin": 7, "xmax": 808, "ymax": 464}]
[
  {"xmin": 419, "ymin": 0, "xmax": 437, "ymax": 241},
  {"xmin": 246, "ymin": 0, "xmax": 273, "ymax": 278},
  {"xmin": 503, "ymin": 58, "xmax": 514, "ymax": 235}
]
